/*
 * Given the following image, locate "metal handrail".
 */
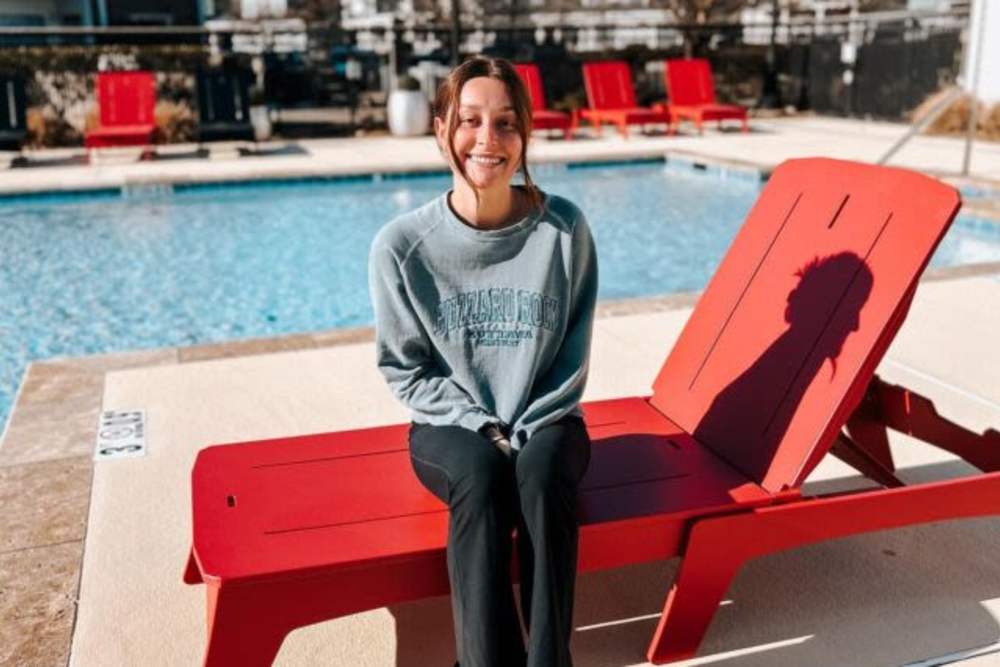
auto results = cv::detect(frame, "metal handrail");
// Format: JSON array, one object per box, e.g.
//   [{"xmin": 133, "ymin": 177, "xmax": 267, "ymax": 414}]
[{"xmin": 877, "ymin": 86, "xmax": 965, "ymax": 166}]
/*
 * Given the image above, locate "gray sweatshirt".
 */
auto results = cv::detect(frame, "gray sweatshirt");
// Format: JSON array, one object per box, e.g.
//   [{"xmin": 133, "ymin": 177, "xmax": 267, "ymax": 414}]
[{"xmin": 368, "ymin": 190, "xmax": 598, "ymax": 450}]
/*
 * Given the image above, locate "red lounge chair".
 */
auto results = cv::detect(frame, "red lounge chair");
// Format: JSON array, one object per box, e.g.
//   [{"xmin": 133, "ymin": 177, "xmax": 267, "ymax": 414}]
[
  {"xmin": 581, "ymin": 60, "xmax": 671, "ymax": 138},
  {"xmin": 185, "ymin": 158, "xmax": 1000, "ymax": 666},
  {"xmin": 663, "ymin": 58, "xmax": 748, "ymax": 134},
  {"xmin": 84, "ymin": 71, "xmax": 156, "ymax": 148},
  {"xmin": 514, "ymin": 63, "xmax": 577, "ymax": 140}
]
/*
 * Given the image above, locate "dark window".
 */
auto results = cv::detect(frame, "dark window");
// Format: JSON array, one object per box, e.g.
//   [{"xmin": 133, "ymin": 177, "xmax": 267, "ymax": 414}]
[{"xmin": 108, "ymin": 0, "xmax": 198, "ymax": 25}]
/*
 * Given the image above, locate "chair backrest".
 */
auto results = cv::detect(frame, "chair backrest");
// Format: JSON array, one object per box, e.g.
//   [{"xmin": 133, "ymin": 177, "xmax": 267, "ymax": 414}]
[
  {"xmin": 0, "ymin": 74, "xmax": 27, "ymax": 132},
  {"xmin": 665, "ymin": 58, "xmax": 717, "ymax": 106},
  {"xmin": 649, "ymin": 159, "xmax": 960, "ymax": 493},
  {"xmin": 513, "ymin": 63, "xmax": 548, "ymax": 112},
  {"xmin": 197, "ymin": 68, "xmax": 251, "ymax": 124},
  {"xmin": 97, "ymin": 71, "xmax": 156, "ymax": 127},
  {"xmin": 582, "ymin": 61, "xmax": 637, "ymax": 110}
]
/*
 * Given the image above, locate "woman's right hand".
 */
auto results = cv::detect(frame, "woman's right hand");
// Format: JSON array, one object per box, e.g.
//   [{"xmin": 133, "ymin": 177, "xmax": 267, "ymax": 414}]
[{"xmin": 479, "ymin": 423, "xmax": 513, "ymax": 458}]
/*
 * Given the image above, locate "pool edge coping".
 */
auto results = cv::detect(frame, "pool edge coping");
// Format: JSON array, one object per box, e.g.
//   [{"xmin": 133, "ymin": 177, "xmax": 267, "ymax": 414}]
[
  {"xmin": 3, "ymin": 147, "xmax": 998, "ymax": 226},
  {"xmin": 0, "ymin": 147, "xmax": 690, "ymax": 200}
]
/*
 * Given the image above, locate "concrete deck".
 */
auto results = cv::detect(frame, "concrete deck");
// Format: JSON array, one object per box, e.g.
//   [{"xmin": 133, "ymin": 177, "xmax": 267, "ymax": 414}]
[
  {"xmin": 74, "ymin": 276, "xmax": 1000, "ymax": 667},
  {"xmin": 1, "ymin": 117, "xmax": 999, "ymax": 667}
]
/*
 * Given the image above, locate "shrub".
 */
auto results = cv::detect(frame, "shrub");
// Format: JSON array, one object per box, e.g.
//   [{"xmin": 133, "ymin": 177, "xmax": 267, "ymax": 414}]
[
  {"xmin": 912, "ymin": 88, "xmax": 1000, "ymax": 141},
  {"xmin": 981, "ymin": 103, "xmax": 1000, "ymax": 141},
  {"xmin": 26, "ymin": 106, "xmax": 83, "ymax": 148},
  {"xmin": 153, "ymin": 100, "xmax": 196, "ymax": 144},
  {"xmin": 395, "ymin": 75, "xmax": 421, "ymax": 91}
]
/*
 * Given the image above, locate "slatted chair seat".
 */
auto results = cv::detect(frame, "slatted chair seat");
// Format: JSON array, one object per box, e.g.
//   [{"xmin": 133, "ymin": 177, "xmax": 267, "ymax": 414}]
[
  {"xmin": 188, "ymin": 397, "xmax": 767, "ymax": 587},
  {"xmin": 84, "ymin": 124, "xmax": 156, "ymax": 144}
]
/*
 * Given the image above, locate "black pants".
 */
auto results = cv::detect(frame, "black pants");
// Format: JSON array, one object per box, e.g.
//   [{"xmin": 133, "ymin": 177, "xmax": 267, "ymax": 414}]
[{"xmin": 409, "ymin": 416, "xmax": 591, "ymax": 667}]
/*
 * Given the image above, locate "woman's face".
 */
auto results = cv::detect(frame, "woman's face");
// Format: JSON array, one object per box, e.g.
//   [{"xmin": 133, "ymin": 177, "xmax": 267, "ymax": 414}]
[{"xmin": 437, "ymin": 76, "xmax": 524, "ymax": 193}]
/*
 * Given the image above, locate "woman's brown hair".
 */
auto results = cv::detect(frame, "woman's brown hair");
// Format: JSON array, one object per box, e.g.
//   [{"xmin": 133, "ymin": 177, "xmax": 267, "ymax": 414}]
[{"xmin": 433, "ymin": 56, "xmax": 543, "ymax": 209}]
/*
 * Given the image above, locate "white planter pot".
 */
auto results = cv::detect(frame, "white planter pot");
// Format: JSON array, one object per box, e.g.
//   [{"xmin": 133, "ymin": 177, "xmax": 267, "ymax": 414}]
[
  {"xmin": 387, "ymin": 90, "xmax": 430, "ymax": 137},
  {"xmin": 250, "ymin": 105, "xmax": 272, "ymax": 141}
]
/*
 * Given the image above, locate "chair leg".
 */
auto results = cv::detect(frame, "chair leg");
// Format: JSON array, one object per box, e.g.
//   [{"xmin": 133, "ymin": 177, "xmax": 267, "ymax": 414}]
[
  {"xmin": 184, "ymin": 549, "xmax": 203, "ymax": 584},
  {"xmin": 646, "ymin": 470, "xmax": 1000, "ymax": 664},
  {"xmin": 645, "ymin": 522, "xmax": 746, "ymax": 664},
  {"xmin": 196, "ymin": 551, "xmax": 450, "ymax": 666},
  {"xmin": 202, "ymin": 584, "xmax": 291, "ymax": 667},
  {"xmin": 617, "ymin": 120, "xmax": 629, "ymax": 139},
  {"xmin": 831, "ymin": 432, "xmax": 905, "ymax": 488},
  {"xmin": 867, "ymin": 376, "xmax": 1000, "ymax": 473},
  {"xmin": 567, "ymin": 109, "xmax": 579, "ymax": 140}
]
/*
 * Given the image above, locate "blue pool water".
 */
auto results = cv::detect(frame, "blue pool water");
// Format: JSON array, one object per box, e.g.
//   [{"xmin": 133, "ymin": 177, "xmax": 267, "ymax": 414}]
[{"xmin": 2, "ymin": 160, "xmax": 1000, "ymax": 432}]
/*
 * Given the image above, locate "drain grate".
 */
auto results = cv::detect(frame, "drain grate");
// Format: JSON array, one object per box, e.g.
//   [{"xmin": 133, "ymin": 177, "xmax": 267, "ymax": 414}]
[
  {"xmin": 120, "ymin": 183, "xmax": 173, "ymax": 199},
  {"xmin": 94, "ymin": 409, "xmax": 146, "ymax": 461}
]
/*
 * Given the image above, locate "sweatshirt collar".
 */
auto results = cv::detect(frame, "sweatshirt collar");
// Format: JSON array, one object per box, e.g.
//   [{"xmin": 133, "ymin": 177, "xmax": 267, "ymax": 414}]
[{"xmin": 439, "ymin": 187, "xmax": 547, "ymax": 242}]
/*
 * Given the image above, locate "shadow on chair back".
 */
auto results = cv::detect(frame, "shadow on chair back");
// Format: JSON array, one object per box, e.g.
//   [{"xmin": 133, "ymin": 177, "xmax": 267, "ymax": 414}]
[{"xmin": 693, "ymin": 252, "xmax": 874, "ymax": 483}]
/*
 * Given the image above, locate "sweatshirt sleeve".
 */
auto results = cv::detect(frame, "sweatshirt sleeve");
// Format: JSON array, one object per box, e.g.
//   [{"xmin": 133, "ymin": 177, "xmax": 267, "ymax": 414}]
[
  {"xmin": 510, "ymin": 216, "xmax": 598, "ymax": 449},
  {"xmin": 368, "ymin": 238, "xmax": 495, "ymax": 433}
]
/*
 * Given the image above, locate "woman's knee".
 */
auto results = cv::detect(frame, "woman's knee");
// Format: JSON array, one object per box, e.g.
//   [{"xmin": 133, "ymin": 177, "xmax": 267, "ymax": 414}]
[
  {"xmin": 410, "ymin": 424, "xmax": 514, "ymax": 509},
  {"xmin": 515, "ymin": 418, "xmax": 590, "ymax": 493},
  {"xmin": 451, "ymin": 443, "xmax": 515, "ymax": 511}
]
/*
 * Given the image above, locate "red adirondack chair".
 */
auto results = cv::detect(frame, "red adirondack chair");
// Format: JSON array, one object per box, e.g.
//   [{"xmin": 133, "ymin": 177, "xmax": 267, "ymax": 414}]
[
  {"xmin": 185, "ymin": 158, "xmax": 1000, "ymax": 666},
  {"xmin": 662, "ymin": 58, "xmax": 748, "ymax": 134},
  {"xmin": 513, "ymin": 63, "xmax": 577, "ymax": 139},
  {"xmin": 580, "ymin": 60, "xmax": 671, "ymax": 138},
  {"xmin": 84, "ymin": 71, "xmax": 156, "ymax": 148}
]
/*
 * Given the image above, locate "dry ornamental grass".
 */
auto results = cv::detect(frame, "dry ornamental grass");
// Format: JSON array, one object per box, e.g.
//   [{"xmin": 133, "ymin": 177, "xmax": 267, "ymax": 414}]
[
  {"xmin": 153, "ymin": 100, "xmax": 196, "ymax": 144},
  {"xmin": 913, "ymin": 87, "xmax": 1000, "ymax": 141}
]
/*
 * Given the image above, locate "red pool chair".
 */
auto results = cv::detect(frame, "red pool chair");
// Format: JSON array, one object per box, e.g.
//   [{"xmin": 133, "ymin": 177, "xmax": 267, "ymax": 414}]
[
  {"xmin": 581, "ymin": 60, "xmax": 671, "ymax": 138},
  {"xmin": 663, "ymin": 58, "xmax": 748, "ymax": 134},
  {"xmin": 186, "ymin": 159, "xmax": 1000, "ymax": 666},
  {"xmin": 513, "ymin": 63, "xmax": 577, "ymax": 139},
  {"xmin": 84, "ymin": 70, "xmax": 156, "ymax": 148}
]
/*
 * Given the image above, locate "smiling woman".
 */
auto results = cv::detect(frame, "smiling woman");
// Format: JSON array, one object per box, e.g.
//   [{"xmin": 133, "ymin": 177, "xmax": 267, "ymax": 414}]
[{"xmin": 367, "ymin": 57, "xmax": 598, "ymax": 667}]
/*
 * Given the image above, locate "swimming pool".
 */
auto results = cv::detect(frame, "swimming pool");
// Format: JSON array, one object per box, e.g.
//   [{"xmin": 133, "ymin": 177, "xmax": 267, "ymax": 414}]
[{"xmin": 2, "ymin": 159, "xmax": 1000, "ymax": 432}]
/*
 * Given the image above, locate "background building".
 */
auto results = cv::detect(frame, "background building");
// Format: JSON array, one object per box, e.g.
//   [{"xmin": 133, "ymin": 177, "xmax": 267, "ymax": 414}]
[{"xmin": 0, "ymin": 0, "xmax": 216, "ymax": 26}]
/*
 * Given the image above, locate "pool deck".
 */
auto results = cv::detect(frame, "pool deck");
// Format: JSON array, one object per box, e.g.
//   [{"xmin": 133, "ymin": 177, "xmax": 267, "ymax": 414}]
[
  {"xmin": 2, "ymin": 115, "xmax": 1000, "ymax": 199},
  {"xmin": 2, "ymin": 117, "xmax": 1000, "ymax": 667}
]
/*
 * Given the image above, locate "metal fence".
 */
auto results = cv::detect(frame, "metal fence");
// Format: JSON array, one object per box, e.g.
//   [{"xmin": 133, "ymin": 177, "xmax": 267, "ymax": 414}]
[
  {"xmin": 304, "ymin": 9, "xmax": 970, "ymax": 120},
  {"xmin": 0, "ymin": 9, "xmax": 969, "ymax": 122}
]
